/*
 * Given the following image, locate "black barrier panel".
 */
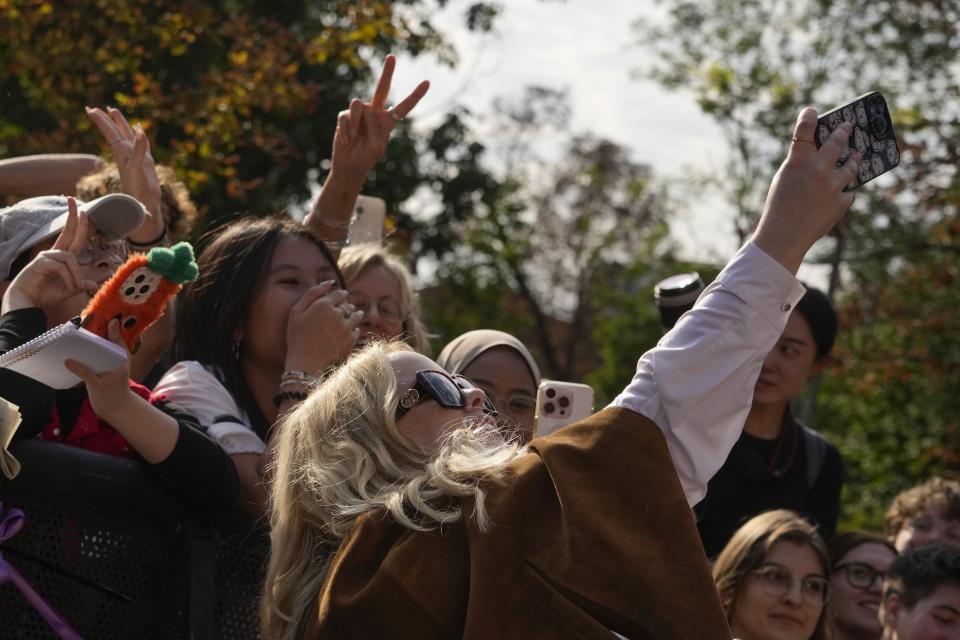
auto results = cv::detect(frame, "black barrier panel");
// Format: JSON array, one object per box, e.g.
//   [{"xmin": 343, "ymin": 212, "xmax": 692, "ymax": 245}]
[{"xmin": 0, "ymin": 440, "xmax": 265, "ymax": 639}]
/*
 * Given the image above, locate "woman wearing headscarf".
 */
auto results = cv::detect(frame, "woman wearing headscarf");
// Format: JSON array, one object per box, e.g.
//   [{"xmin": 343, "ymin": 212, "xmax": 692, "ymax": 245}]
[{"xmin": 437, "ymin": 329, "xmax": 541, "ymax": 442}]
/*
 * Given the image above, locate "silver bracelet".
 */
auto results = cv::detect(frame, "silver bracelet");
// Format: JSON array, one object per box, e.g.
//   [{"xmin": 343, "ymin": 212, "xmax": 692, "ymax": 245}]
[
  {"xmin": 280, "ymin": 370, "xmax": 323, "ymax": 388},
  {"xmin": 313, "ymin": 214, "xmax": 354, "ymax": 230},
  {"xmin": 324, "ymin": 234, "xmax": 351, "ymax": 251}
]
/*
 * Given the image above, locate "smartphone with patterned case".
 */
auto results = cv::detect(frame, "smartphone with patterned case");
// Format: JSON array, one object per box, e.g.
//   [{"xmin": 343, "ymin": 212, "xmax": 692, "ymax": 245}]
[
  {"xmin": 814, "ymin": 91, "xmax": 899, "ymax": 191},
  {"xmin": 534, "ymin": 380, "xmax": 594, "ymax": 437}
]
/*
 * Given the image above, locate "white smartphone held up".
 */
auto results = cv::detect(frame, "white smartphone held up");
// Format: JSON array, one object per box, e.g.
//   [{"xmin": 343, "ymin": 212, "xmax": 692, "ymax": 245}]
[
  {"xmin": 349, "ymin": 195, "xmax": 387, "ymax": 245},
  {"xmin": 534, "ymin": 379, "xmax": 594, "ymax": 437}
]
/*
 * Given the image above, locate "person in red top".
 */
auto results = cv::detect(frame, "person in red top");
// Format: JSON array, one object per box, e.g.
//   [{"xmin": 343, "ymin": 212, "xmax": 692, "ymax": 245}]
[{"xmin": 0, "ymin": 196, "xmax": 237, "ymax": 514}]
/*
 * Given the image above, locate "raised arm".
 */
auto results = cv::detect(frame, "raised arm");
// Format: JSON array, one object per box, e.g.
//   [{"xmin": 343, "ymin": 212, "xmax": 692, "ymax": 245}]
[
  {"xmin": 612, "ymin": 110, "xmax": 860, "ymax": 505},
  {"xmin": 0, "ymin": 154, "xmax": 105, "ymax": 198},
  {"xmin": 302, "ymin": 54, "xmax": 429, "ymax": 257},
  {"xmin": 85, "ymin": 107, "xmax": 166, "ymax": 246}
]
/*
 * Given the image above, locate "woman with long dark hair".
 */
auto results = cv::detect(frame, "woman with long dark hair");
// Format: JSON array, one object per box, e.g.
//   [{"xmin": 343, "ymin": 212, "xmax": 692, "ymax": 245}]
[{"xmin": 154, "ymin": 217, "xmax": 361, "ymax": 515}]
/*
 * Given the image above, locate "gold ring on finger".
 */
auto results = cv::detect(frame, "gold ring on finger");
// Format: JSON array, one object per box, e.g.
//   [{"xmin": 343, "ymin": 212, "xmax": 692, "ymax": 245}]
[{"xmin": 791, "ymin": 135, "xmax": 817, "ymax": 150}]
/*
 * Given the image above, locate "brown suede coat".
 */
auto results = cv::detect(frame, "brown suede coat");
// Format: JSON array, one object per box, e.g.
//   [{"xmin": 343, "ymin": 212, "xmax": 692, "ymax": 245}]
[{"xmin": 310, "ymin": 407, "xmax": 732, "ymax": 639}]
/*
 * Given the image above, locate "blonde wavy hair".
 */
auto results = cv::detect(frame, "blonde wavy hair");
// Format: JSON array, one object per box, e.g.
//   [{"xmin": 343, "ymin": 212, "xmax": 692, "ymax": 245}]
[
  {"xmin": 261, "ymin": 341, "xmax": 524, "ymax": 640},
  {"xmin": 337, "ymin": 243, "xmax": 432, "ymax": 354}
]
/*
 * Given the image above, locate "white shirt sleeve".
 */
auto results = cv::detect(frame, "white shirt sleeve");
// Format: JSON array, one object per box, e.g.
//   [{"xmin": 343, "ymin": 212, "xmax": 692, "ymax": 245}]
[
  {"xmin": 153, "ymin": 361, "xmax": 266, "ymax": 456},
  {"xmin": 610, "ymin": 242, "xmax": 806, "ymax": 506}
]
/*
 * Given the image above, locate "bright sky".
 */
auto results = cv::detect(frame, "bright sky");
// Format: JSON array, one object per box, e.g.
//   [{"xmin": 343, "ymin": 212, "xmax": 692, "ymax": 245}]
[
  {"xmin": 392, "ymin": 0, "xmax": 832, "ymax": 287},
  {"xmin": 392, "ymin": 0, "xmax": 737, "ymax": 264}
]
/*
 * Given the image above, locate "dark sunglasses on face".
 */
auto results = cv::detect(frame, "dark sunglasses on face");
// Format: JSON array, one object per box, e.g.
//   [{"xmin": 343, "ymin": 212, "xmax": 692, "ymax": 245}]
[{"xmin": 395, "ymin": 370, "xmax": 497, "ymax": 420}]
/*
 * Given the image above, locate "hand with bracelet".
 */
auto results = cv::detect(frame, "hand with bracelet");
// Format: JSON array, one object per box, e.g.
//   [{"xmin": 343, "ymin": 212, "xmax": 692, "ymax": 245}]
[
  {"xmin": 280, "ymin": 280, "xmax": 362, "ymax": 410},
  {"xmin": 303, "ymin": 54, "xmax": 430, "ymax": 252}
]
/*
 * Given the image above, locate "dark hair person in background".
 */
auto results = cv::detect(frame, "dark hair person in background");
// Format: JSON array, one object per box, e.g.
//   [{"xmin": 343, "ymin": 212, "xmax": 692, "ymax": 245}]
[
  {"xmin": 829, "ymin": 531, "xmax": 899, "ymax": 640},
  {"xmin": 696, "ymin": 285, "xmax": 844, "ymax": 558},
  {"xmin": 879, "ymin": 543, "xmax": 960, "ymax": 639},
  {"xmin": 713, "ymin": 509, "xmax": 834, "ymax": 640}
]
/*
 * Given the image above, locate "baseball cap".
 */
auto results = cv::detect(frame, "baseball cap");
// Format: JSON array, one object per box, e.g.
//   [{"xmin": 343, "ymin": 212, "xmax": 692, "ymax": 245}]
[{"xmin": 1, "ymin": 194, "xmax": 146, "ymax": 280}]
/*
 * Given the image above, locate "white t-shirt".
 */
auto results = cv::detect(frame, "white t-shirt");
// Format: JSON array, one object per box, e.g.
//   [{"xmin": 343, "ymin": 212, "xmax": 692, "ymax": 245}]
[{"xmin": 154, "ymin": 360, "xmax": 265, "ymax": 456}]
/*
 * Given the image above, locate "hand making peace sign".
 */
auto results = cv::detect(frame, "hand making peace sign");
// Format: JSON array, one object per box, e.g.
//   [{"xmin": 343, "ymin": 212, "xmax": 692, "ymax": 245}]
[
  {"xmin": 1, "ymin": 197, "xmax": 99, "ymax": 314},
  {"xmin": 329, "ymin": 54, "xmax": 431, "ymax": 181}
]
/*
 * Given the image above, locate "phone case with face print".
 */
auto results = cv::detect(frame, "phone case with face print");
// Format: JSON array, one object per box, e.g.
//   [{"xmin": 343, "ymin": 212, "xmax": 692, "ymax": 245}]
[{"xmin": 814, "ymin": 91, "xmax": 900, "ymax": 190}]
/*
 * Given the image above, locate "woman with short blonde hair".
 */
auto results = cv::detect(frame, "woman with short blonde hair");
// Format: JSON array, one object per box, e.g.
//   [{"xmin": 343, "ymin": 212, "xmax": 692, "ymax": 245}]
[{"xmin": 338, "ymin": 243, "xmax": 431, "ymax": 354}]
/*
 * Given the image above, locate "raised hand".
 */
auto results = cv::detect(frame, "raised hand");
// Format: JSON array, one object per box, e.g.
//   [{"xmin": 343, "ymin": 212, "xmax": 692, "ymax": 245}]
[
  {"xmin": 284, "ymin": 281, "xmax": 363, "ymax": 374},
  {"xmin": 2, "ymin": 197, "xmax": 98, "ymax": 314},
  {"xmin": 86, "ymin": 106, "xmax": 165, "ymax": 244},
  {"xmin": 753, "ymin": 108, "xmax": 861, "ymax": 273},
  {"xmin": 330, "ymin": 54, "xmax": 431, "ymax": 183}
]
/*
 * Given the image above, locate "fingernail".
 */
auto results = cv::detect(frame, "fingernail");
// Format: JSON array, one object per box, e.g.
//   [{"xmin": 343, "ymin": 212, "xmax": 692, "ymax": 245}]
[{"xmin": 320, "ymin": 279, "xmax": 335, "ymax": 287}]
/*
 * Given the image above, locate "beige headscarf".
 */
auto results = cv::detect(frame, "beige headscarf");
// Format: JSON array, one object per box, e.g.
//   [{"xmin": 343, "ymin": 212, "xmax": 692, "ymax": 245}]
[{"xmin": 436, "ymin": 330, "xmax": 541, "ymax": 385}]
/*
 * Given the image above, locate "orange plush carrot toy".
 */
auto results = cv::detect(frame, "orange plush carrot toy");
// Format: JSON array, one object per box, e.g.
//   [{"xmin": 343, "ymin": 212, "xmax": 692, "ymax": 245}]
[{"xmin": 81, "ymin": 242, "xmax": 198, "ymax": 352}]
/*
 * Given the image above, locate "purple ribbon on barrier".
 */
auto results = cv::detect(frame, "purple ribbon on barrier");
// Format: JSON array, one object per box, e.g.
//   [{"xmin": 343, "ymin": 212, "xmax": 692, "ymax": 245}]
[{"xmin": 0, "ymin": 503, "xmax": 83, "ymax": 640}]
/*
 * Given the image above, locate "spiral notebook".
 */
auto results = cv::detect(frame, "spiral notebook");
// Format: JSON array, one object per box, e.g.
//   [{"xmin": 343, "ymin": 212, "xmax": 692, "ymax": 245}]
[{"xmin": 0, "ymin": 319, "xmax": 128, "ymax": 389}]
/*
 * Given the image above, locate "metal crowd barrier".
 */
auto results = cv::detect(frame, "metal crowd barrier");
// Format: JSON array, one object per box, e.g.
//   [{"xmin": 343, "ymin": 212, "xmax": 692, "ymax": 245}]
[{"xmin": 0, "ymin": 440, "xmax": 265, "ymax": 639}]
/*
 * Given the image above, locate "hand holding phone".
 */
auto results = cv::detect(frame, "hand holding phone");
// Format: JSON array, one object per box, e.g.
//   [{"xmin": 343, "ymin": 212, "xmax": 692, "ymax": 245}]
[
  {"xmin": 815, "ymin": 91, "xmax": 899, "ymax": 190},
  {"xmin": 534, "ymin": 380, "xmax": 594, "ymax": 437}
]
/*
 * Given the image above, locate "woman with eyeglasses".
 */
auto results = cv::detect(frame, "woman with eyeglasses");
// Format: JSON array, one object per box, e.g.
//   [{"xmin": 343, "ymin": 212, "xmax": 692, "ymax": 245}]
[
  {"xmin": 261, "ymin": 109, "xmax": 863, "ymax": 639},
  {"xmin": 336, "ymin": 243, "xmax": 431, "ymax": 354},
  {"xmin": 436, "ymin": 329, "xmax": 540, "ymax": 442},
  {"xmin": 0, "ymin": 197, "xmax": 238, "ymax": 513},
  {"xmin": 714, "ymin": 509, "xmax": 834, "ymax": 640},
  {"xmin": 828, "ymin": 532, "xmax": 898, "ymax": 640}
]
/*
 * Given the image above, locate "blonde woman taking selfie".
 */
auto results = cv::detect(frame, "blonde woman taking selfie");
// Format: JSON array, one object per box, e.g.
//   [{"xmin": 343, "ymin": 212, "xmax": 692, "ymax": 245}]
[{"xmin": 262, "ymin": 110, "xmax": 863, "ymax": 639}]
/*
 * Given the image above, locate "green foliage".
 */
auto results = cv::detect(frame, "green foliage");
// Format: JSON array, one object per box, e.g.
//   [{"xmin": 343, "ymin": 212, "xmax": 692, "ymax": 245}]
[
  {"xmin": 637, "ymin": 0, "xmax": 960, "ymax": 529},
  {"xmin": 423, "ymin": 87, "xmax": 677, "ymax": 387},
  {"xmin": 0, "ymin": 0, "xmax": 497, "ymax": 231}
]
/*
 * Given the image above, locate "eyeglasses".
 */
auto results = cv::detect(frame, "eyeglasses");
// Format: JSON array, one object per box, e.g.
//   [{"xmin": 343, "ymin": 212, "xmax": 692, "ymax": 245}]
[
  {"xmin": 395, "ymin": 370, "xmax": 497, "ymax": 420},
  {"xmin": 476, "ymin": 384, "xmax": 536, "ymax": 415},
  {"xmin": 834, "ymin": 562, "xmax": 885, "ymax": 590},
  {"xmin": 77, "ymin": 234, "xmax": 129, "ymax": 266},
  {"xmin": 348, "ymin": 293, "xmax": 406, "ymax": 326},
  {"xmin": 751, "ymin": 564, "xmax": 830, "ymax": 607}
]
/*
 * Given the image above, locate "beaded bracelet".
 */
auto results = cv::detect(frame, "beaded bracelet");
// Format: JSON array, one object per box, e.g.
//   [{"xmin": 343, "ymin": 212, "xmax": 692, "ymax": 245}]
[
  {"xmin": 323, "ymin": 234, "xmax": 351, "ymax": 252},
  {"xmin": 280, "ymin": 370, "xmax": 323, "ymax": 387},
  {"xmin": 313, "ymin": 214, "xmax": 354, "ymax": 230},
  {"xmin": 272, "ymin": 390, "xmax": 308, "ymax": 407}
]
